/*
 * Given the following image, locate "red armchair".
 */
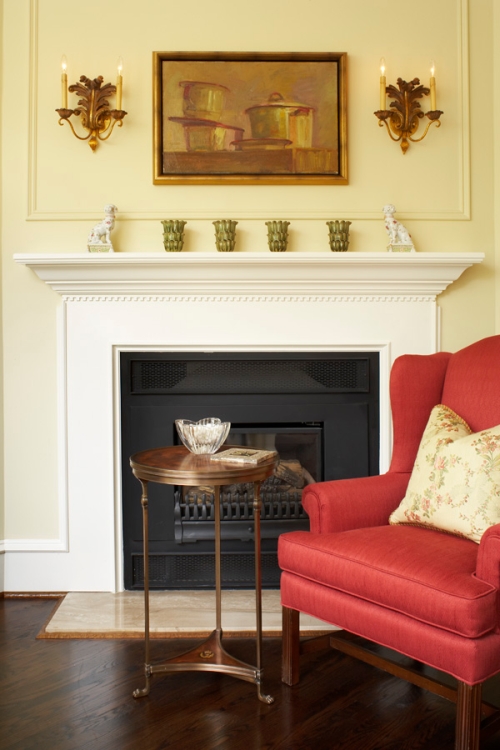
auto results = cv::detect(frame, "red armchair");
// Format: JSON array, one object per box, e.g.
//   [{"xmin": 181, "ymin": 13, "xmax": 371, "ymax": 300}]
[{"xmin": 278, "ymin": 335, "xmax": 500, "ymax": 750}]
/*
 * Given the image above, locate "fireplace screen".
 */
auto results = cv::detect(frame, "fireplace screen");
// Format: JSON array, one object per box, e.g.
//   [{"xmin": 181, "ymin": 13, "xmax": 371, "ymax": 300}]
[{"xmin": 121, "ymin": 352, "xmax": 379, "ymax": 589}]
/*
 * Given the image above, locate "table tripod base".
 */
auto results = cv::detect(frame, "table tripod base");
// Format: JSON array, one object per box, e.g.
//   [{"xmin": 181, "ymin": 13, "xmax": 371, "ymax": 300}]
[{"xmin": 133, "ymin": 628, "xmax": 274, "ymax": 704}]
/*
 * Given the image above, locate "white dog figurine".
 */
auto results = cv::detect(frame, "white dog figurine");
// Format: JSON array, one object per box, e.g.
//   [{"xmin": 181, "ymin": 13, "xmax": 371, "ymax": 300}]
[
  {"xmin": 382, "ymin": 204, "xmax": 414, "ymax": 251},
  {"xmin": 87, "ymin": 204, "xmax": 118, "ymax": 252}
]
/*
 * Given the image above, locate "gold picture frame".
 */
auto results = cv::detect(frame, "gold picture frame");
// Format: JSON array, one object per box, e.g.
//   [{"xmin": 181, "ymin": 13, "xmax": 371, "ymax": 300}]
[{"xmin": 153, "ymin": 52, "xmax": 347, "ymax": 185}]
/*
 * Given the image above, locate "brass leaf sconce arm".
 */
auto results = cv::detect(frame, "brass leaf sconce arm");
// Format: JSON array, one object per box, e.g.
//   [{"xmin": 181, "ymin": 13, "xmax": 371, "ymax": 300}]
[
  {"xmin": 56, "ymin": 61, "xmax": 127, "ymax": 151},
  {"xmin": 374, "ymin": 68, "xmax": 443, "ymax": 154}
]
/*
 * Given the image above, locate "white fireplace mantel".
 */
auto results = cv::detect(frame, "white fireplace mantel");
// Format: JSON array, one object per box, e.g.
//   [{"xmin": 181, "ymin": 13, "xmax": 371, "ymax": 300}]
[
  {"xmin": 14, "ymin": 251, "xmax": 484, "ymax": 298},
  {"xmin": 7, "ymin": 250, "xmax": 484, "ymax": 593}
]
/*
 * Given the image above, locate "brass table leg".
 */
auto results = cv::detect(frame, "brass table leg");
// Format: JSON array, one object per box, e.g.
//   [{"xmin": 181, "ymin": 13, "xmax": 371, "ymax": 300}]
[
  {"xmin": 133, "ymin": 479, "xmax": 151, "ymax": 698},
  {"xmin": 214, "ymin": 485, "xmax": 222, "ymax": 635},
  {"xmin": 253, "ymin": 480, "xmax": 274, "ymax": 704},
  {"xmin": 132, "ymin": 476, "xmax": 273, "ymax": 704}
]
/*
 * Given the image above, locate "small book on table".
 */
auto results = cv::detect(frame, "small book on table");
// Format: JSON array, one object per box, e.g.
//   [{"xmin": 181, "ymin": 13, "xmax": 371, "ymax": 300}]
[{"xmin": 210, "ymin": 448, "xmax": 278, "ymax": 465}]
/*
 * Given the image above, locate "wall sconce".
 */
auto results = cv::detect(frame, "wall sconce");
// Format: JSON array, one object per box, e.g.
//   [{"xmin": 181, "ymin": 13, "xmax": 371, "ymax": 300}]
[
  {"xmin": 374, "ymin": 59, "xmax": 443, "ymax": 154},
  {"xmin": 56, "ymin": 56, "xmax": 127, "ymax": 151}
]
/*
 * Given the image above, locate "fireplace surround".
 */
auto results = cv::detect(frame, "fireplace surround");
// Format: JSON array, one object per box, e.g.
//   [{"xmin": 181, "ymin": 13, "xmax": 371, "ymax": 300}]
[{"xmin": 11, "ymin": 251, "xmax": 483, "ymax": 593}]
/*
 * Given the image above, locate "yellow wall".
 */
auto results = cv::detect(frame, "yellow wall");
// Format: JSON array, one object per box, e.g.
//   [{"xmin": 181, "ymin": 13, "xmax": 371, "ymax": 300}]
[{"xmin": 1, "ymin": 0, "xmax": 497, "ymax": 543}]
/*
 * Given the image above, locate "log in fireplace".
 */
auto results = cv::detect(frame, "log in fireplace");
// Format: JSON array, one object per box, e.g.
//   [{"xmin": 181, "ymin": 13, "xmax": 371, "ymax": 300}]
[{"xmin": 120, "ymin": 352, "xmax": 379, "ymax": 589}]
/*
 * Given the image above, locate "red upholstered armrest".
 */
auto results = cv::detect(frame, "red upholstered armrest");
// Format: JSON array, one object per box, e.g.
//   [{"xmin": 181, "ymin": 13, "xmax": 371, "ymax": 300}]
[
  {"xmin": 301, "ymin": 472, "xmax": 411, "ymax": 534},
  {"xmin": 476, "ymin": 523, "xmax": 500, "ymax": 590}
]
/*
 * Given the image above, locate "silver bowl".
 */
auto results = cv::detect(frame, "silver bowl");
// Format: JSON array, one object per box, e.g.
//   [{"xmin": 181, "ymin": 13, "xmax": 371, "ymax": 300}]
[{"xmin": 175, "ymin": 417, "xmax": 230, "ymax": 455}]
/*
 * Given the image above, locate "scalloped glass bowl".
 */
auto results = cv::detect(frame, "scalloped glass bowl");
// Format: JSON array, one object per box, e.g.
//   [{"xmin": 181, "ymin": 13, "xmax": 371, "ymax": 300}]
[{"xmin": 175, "ymin": 418, "xmax": 231, "ymax": 455}]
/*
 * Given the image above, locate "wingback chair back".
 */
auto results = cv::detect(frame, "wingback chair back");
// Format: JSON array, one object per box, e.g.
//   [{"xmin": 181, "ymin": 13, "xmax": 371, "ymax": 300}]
[
  {"xmin": 441, "ymin": 336, "xmax": 500, "ymax": 430},
  {"xmin": 279, "ymin": 336, "xmax": 500, "ymax": 750}
]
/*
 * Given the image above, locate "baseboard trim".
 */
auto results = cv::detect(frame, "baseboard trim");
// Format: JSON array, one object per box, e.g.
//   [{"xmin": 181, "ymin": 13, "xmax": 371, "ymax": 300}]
[{"xmin": 3, "ymin": 592, "xmax": 66, "ymax": 599}]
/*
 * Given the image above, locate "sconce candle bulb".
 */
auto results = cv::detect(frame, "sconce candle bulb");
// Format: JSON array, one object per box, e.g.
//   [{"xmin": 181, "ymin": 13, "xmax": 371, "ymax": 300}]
[
  {"xmin": 116, "ymin": 57, "xmax": 123, "ymax": 110},
  {"xmin": 61, "ymin": 55, "xmax": 68, "ymax": 108},
  {"xmin": 379, "ymin": 58, "xmax": 386, "ymax": 110},
  {"xmin": 430, "ymin": 61, "xmax": 437, "ymax": 110}
]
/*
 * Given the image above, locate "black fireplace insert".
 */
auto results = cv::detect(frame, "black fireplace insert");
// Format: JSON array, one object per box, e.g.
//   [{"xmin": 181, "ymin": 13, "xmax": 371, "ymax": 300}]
[{"xmin": 121, "ymin": 352, "xmax": 379, "ymax": 589}]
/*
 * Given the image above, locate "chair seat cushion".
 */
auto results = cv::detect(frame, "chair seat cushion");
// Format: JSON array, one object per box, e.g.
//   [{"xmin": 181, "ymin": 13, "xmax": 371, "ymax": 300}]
[{"xmin": 278, "ymin": 525, "xmax": 498, "ymax": 638}]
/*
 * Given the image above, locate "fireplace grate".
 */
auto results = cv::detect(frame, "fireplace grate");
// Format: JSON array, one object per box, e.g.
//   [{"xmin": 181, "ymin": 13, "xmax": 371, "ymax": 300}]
[
  {"xmin": 131, "ymin": 357, "xmax": 369, "ymax": 394},
  {"xmin": 175, "ymin": 490, "xmax": 307, "ymax": 523},
  {"xmin": 132, "ymin": 552, "xmax": 280, "ymax": 589}
]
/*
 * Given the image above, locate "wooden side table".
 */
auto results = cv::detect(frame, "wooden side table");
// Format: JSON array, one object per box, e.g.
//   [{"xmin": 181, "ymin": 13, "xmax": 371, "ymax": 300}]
[{"xmin": 130, "ymin": 444, "xmax": 278, "ymax": 704}]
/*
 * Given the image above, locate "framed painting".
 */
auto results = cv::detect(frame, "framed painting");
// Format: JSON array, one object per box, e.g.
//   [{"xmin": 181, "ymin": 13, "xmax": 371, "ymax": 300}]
[{"xmin": 153, "ymin": 52, "xmax": 347, "ymax": 185}]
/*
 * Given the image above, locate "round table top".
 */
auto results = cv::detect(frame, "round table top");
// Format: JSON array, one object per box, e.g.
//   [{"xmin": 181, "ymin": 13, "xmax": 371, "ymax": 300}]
[{"xmin": 130, "ymin": 444, "xmax": 278, "ymax": 486}]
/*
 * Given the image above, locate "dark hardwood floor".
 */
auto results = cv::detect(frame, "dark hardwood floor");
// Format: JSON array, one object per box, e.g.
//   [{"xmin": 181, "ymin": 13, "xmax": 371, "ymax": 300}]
[{"xmin": 1, "ymin": 598, "xmax": 500, "ymax": 750}]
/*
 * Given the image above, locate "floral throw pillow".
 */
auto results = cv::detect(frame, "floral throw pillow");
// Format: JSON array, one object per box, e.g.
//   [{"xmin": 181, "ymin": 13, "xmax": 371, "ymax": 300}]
[{"xmin": 389, "ymin": 404, "xmax": 500, "ymax": 543}]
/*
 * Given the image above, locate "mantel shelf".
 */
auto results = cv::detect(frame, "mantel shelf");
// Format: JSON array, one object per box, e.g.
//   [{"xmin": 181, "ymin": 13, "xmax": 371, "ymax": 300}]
[{"xmin": 14, "ymin": 251, "xmax": 484, "ymax": 298}]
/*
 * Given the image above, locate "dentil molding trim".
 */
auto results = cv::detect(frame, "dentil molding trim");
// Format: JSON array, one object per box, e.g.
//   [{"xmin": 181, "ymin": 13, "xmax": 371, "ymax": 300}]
[
  {"xmin": 61, "ymin": 295, "xmax": 438, "ymax": 303},
  {"xmin": 14, "ymin": 252, "xmax": 484, "ymax": 299}
]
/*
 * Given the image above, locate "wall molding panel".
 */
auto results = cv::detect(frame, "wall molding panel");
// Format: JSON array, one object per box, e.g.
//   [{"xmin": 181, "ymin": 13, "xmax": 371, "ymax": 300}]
[{"xmin": 26, "ymin": 0, "xmax": 471, "ymax": 223}]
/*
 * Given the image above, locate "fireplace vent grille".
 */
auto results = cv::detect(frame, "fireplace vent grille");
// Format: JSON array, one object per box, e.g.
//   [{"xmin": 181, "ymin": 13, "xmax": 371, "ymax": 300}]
[
  {"xmin": 132, "ymin": 552, "xmax": 279, "ymax": 589},
  {"xmin": 131, "ymin": 358, "xmax": 369, "ymax": 394}
]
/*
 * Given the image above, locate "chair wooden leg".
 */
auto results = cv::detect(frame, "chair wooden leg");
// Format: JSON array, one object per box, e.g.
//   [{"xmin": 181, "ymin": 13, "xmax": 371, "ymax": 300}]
[
  {"xmin": 455, "ymin": 682, "xmax": 481, "ymax": 750},
  {"xmin": 282, "ymin": 606, "xmax": 300, "ymax": 686}
]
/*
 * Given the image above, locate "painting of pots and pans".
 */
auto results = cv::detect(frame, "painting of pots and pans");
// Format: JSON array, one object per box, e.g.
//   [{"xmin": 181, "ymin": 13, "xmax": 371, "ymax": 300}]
[{"xmin": 154, "ymin": 52, "xmax": 347, "ymax": 185}]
